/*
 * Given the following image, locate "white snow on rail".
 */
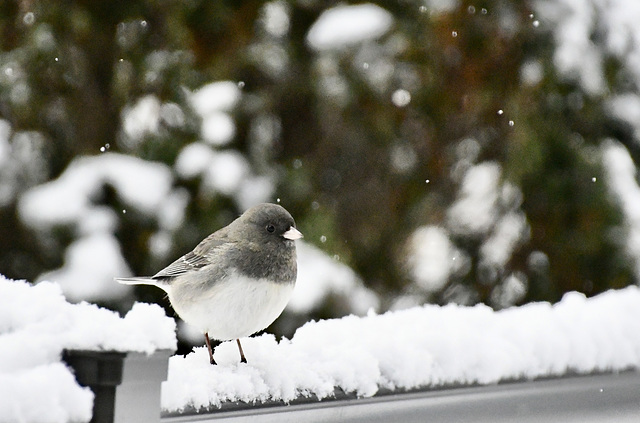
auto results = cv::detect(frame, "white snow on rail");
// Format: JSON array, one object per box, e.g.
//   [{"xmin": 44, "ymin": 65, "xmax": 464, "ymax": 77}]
[
  {"xmin": 162, "ymin": 285, "xmax": 640, "ymax": 411},
  {"xmin": 0, "ymin": 276, "xmax": 176, "ymax": 423}
]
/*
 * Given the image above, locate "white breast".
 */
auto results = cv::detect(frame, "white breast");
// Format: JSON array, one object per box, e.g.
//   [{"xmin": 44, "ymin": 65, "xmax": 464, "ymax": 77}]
[{"xmin": 166, "ymin": 274, "xmax": 295, "ymax": 341}]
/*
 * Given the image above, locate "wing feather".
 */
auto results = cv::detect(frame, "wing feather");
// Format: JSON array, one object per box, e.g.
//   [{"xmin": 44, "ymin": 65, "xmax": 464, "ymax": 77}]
[{"xmin": 151, "ymin": 233, "xmax": 229, "ymax": 280}]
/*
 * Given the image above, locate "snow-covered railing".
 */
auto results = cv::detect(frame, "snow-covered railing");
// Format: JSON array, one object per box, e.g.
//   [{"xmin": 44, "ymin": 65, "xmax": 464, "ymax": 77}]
[
  {"xmin": 63, "ymin": 349, "xmax": 172, "ymax": 423},
  {"xmin": 0, "ymin": 277, "xmax": 176, "ymax": 423},
  {"xmin": 161, "ymin": 371, "xmax": 640, "ymax": 423},
  {"xmin": 2, "ymin": 275, "xmax": 640, "ymax": 422},
  {"xmin": 161, "ymin": 286, "xmax": 640, "ymax": 411}
]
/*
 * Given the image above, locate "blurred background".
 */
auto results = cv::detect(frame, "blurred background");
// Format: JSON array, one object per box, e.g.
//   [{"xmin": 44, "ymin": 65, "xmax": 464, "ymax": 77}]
[{"xmin": 2, "ymin": 0, "xmax": 640, "ymax": 352}]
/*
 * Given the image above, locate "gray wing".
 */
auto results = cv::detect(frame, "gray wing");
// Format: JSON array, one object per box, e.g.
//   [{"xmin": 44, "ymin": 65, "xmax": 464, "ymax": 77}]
[{"xmin": 152, "ymin": 231, "xmax": 230, "ymax": 280}]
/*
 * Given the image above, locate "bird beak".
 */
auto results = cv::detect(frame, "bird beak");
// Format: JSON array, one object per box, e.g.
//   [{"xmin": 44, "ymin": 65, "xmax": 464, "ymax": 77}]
[{"xmin": 283, "ymin": 227, "xmax": 303, "ymax": 240}]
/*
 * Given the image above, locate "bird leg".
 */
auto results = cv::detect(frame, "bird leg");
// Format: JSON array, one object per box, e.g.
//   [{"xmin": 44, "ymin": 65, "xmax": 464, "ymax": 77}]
[
  {"xmin": 236, "ymin": 339, "xmax": 247, "ymax": 363},
  {"xmin": 204, "ymin": 332, "xmax": 217, "ymax": 365}
]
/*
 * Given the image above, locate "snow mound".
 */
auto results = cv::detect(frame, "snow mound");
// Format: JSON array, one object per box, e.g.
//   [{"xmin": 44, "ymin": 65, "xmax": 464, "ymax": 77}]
[
  {"xmin": 0, "ymin": 362, "xmax": 94, "ymax": 423},
  {"xmin": 38, "ymin": 232, "xmax": 132, "ymax": 303},
  {"xmin": 0, "ymin": 275, "xmax": 177, "ymax": 423},
  {"xmin": 17, "ymin": 153, "xmax": 178, "ymax": 303},
  {"xmin": 174, "ymin": 142, "xmax": 273, "ymax": 210},
  {"xmin": 289, "ymin": 241, "xmax": 379, "ymax": 315},
  {"xmin": 189, "ymin": 81, "xmax": 241, "ymax": 146},
  {"xmin": 602, "ymin": 139, "xmax": 640, "ymax": 278},
  {"xmin": 163, "ymin": 286, "xmax": 640, "ymax": 411},
  {"xmin": 306, "ymin": 4, "xmax": 393, "ymax": 51},
  {"xmin": 18, "ymin": 153, "xmax": 173, "ymax": 228}
]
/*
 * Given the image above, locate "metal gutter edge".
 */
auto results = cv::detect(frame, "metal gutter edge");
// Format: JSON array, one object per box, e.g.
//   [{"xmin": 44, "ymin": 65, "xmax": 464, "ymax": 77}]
[{"xmin": 162, "ymin": 370, "xmax": 640, "ymax": 423}]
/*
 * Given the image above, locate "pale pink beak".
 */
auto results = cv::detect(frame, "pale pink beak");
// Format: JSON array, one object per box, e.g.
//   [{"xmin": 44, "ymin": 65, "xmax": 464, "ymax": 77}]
[{"xmin": 283, "ymin": 227, "xmax": 303, "ymax": 240}]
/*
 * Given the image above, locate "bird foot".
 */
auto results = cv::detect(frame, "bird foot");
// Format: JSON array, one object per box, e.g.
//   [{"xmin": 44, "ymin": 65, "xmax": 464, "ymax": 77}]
[{"xmin": 205, "ymin": 332, "xmax": 217, "ymax": 365}]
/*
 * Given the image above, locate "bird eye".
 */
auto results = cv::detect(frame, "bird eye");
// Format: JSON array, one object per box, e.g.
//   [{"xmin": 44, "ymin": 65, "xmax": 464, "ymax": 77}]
[{"xmin": 266, "ymin": 224, "xmax": 275, "ymax": 233}]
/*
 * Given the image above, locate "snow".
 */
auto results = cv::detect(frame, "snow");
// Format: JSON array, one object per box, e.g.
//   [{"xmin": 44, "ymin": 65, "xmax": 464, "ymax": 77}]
[
  {"xmin": 17, "ymin": 153, "xmax": 177, "ymax": 302},
  {"xmin": 490, "ymin": 272, "xmax": 528, "ymax": 308},
  {"xmin": 260, "ymin": 1, "xmax": 290, "ymax": 38},
  {"xmin": 0, "ymin": 119, "xmax": 14, "ymax": 207},
  {"xmin": 203, "ymin": 150, "xmax": 251, "ymax": 196},
  {"xmin": 175, "ymin": 141, "xmax": 274, "ymax": 210},
  {"xmin": 19, "ymin": 153, "xmax": 173, "ymax": 229},
  {"xmin": 7, "ymin": 1, "xmax": 640, "ymax": 418},
  {"xmin": 306, "ymin": 4, "xmax": 394, "ymax": 51},
  {"xmin": 540, "ymin": 0, "xmax": 604, "ymax": 95},
  {"xmin": 520, "ymin": 60, "xmax": 544, "ymax": 86},
  {"xmin": 607, "ymin": 93, "xmax": 640, "ymax": 140},
  {"xmin": 157, "ymin": 188, "xmax": 190, "ymax": 232},
  {"xmin": 37, "ymin": 232, "xmax": 132, "ymax": 303},
  {"xmin": 445, "ymin": 162, "xmax": 529, "ymax": 286},
  {"xmin": 289, "ymin": 242, "xmax": 379, "ymax": 315},
  {"xmin": 120, "ymin": 95, "xmax": 185, "ymax": 149},
  {"xmin": 120, "ymin": 81, "xmax": 240, "ymax": 148},
  {"xmin": 406, "ymin": 226, "xmax": 467, "ymax": 294},
  {"xmin": 189, "ymin": 81, "xmax": 241, "ymax": 146},
  {"xmin": 408, "ymin": 161, "xmax": 528, "ymax": 304},
  {"xmin": 162, "ymin": 286, "xmax": 640, "ymax": 411},
  {"xmin": 602, "ymin": 139, "xmax": 640, "ymax": 278},
  {"xmin": 0, "ymin": 119, "xmax": 10, "ymax": 167},
  {"xmin": 4, "ymin": 269, "xmax": 640, "ymax": 419},
  {"xmin": 174, "ymin": 141, "xmax": 214, "ymax": 178},
  {"xmin": 422, "ymin": 0, "xmax": 460, "ymax": 15},
  {"xmin": 537, "ymin": 0, "xmax": 640, "ymax": 95},
  {"xmin": 122, "ymin": 95, "xmax": 162, "ymax": 141},
  {"xmin": 391, "ymin": 89, "xmax": 411, "ymax": 107},
  {"xmin": 200, "ymin": 112, "xmax": 236, "ymax": 146},
  {"xmin": 480, "ymin": 211, "xmax": 529, "ymax": 271},
  {"xmin": 0, "ymin": 363, "xmax": 94, "ymax": 423},
  {"xmin": 234, "ymin": 176, "xmax": 275, "ymax": 212},
  {"xmin": 0, "ymin": 125, "xmax": 49, "ymax": 208},
  {"xmin": 189, "ymin": 81, "xmax": 240, "ymax": 116},
  {"xmin": 0, "ymin": 275, "xmax": 177, "ymax": 423},
  {"xmin": 447, "ymin": 162, "xmax": 502, "ymax": 236}
]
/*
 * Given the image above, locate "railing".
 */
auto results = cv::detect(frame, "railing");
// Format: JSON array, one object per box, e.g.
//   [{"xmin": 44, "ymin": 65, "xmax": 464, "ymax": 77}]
[
  {"xmin": 163, "ymin": 371, "xmax": 640, "ymax": 423},
  {"xmin": 63, "ymin": 350, "xmax": 171, "ymax": 423},
  {"xmin": 63, "ymin": 351, "xmax": 640, "ymax": 423}
]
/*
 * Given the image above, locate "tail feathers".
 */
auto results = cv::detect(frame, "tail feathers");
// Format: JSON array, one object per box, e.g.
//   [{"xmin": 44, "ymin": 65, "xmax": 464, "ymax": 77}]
[{"xmin": 115, "ymin": 277, "xmax": 161, "ymax": 287}]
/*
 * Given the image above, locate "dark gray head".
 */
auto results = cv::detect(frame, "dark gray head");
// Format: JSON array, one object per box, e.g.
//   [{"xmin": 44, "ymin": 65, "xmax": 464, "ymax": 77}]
[
  {"xmin": 229, "ymin": 203, "xmax": 302, "ymax": 282},
  {"xmin": 240, "ymin": 203, "xmax": 302, "ymax": 242}
]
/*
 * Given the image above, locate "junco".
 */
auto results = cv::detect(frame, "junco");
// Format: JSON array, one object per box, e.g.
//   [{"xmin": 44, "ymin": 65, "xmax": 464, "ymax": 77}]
[{"xmin": 116, "ymin": 203, "xmax": 302, "ymax": 365}]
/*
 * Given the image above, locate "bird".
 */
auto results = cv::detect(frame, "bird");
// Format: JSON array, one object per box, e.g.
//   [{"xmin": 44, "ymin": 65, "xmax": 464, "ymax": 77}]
[{"xmin": 116, "ymin": 203, "xmax": 302, "ymax": 365}]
